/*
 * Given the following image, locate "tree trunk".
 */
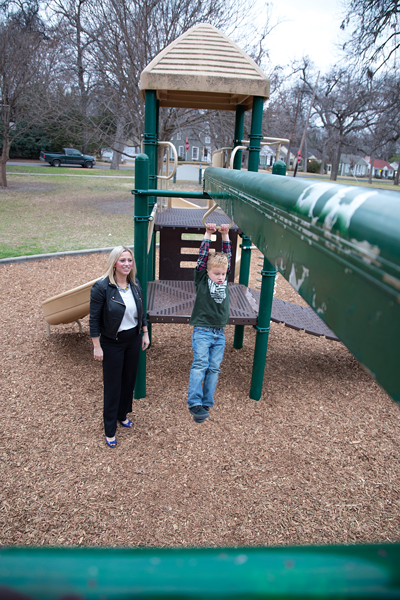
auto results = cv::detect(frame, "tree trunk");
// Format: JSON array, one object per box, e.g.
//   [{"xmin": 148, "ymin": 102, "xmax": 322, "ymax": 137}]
[
  {"xmin": 110, "ymin": 118, "xmax": 125, "ymax": 170},
  {"xmin": 286, "ymin": 92, "xmax": 301, "ymax": 169},
  {"xmin": 330, "ymin": 146, "xmax": 342, "ymax": 181},
  {"xmin": 303, "ymin": 135, "xmax": 308, "ymax": 173},
  {"xmin": 0, "ymin": 159, "xmax": 7, "ymax": 189},
  {"xmin": 394, "ymin": 165, "xmax": 399, "ymax": 186},
  {"xmin": 320, "ymin": 147, "xmax": 326, "ymax": 175},
  {"xmin": 368, "ymin": 154, "xmax": 375, "ymax": 184},
  {"xmin": 0, "ymin": 133, "xmax": 10, "ymax": 188}
]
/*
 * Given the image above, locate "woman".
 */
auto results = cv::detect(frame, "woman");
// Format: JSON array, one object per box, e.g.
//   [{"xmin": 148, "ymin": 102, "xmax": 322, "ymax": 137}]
[{"xmin": 89, "ymin": 246, "xmax": 149, "ymax": 447}]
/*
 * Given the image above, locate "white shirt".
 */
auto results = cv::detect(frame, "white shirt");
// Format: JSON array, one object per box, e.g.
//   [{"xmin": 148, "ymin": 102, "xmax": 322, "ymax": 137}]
[{"xmin": 118, "ymin": 286, "xmax": 138, "ymax": 332}]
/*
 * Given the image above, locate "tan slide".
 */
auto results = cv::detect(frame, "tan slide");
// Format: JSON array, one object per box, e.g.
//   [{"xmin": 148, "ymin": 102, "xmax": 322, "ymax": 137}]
[{"xmin": 41, "ymin": 278, "xmax": 100, "ymax": 335}]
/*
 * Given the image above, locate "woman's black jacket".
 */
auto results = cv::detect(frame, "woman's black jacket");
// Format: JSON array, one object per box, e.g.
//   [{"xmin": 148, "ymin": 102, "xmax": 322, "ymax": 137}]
[{"xmin": 89, "ymin": 276, "xmax": 148, "ymax": 339}]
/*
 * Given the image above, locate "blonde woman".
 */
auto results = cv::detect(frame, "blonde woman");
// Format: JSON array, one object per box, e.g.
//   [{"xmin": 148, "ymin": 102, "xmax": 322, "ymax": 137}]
[{"xmin": 90, "ymin": 246, "xmax": 149, "ymax": 447}]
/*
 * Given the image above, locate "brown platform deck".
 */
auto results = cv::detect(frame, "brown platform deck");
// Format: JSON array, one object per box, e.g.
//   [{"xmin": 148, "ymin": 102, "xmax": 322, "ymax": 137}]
[{"xmin": 147, "ymin": 281, "xmax": 339, "ymax": 341}]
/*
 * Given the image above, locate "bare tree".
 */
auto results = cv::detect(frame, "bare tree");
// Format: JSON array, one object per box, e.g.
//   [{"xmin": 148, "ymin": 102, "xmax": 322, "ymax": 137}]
[
  {"xmin": 302, "ymin": 66, "xmax": 377, "ymax": 180},
  {"xmin": 0, "ymin": 3, "xmax": 56, "ymax": 187},
  {"xmin": 341, "ymin": 0, "xmax": 400, "ymax": 75}
]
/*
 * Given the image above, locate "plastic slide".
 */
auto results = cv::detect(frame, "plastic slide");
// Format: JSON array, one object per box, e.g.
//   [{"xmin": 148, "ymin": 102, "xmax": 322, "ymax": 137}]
[{"xmin": 41, "ymin": 278, "xmax": 99, "ymax": 334}]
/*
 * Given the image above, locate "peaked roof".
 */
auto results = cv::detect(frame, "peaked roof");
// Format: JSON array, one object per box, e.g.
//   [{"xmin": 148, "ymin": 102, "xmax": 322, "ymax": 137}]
[
  {"xmin": 140, "ymin": 24, "xmax": 269, "ymax": 111},
  {"xmin": 366, "ymin": 157, "xmax": 393, "ymax": 169}
]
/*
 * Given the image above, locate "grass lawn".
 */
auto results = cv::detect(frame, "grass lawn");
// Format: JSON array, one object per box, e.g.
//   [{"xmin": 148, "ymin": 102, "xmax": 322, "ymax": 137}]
[
  {"xmin": 295, "ymin": 171, "xmax": 400, "ymax": 192},
  {"xmin": 0, "ymin": 167, "xmax": 137, "ymax": 259},
  {"xmin": 1, "ymin": 165, "xmax": 399, "ymax": 260}
]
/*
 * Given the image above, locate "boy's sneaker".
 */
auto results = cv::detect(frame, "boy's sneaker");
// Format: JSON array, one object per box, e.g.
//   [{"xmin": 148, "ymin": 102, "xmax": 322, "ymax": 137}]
[
  {"xmin": 203, "ymin": 406, "xmax": 210, "ymax": 412},
  {"xmin": 189, "ymin": 405, "xmax": 209, "ymax": 423}
]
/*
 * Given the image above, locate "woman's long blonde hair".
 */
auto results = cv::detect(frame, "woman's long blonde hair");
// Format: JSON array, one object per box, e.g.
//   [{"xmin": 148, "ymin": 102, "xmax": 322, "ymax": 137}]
[{"xmin": 102, "ymin": 246, "xmax": 137, "ymax": 286}]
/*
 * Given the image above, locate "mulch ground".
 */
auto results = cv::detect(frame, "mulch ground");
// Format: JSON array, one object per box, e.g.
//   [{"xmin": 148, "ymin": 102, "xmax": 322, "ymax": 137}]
[{"xmin": 1, "ymin": 250, "xmax": 399, "ymax": 548}]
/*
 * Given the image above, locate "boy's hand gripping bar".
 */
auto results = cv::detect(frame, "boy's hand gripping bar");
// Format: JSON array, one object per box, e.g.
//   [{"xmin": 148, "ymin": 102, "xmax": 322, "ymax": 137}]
[{"xmin": 202, "ymin": 203, "xmax": 234, "ymax": 230}]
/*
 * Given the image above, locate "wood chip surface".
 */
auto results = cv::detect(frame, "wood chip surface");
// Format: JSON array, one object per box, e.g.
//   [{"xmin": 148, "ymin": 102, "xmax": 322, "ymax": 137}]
[{"xmin": 1, "ymin": 251, "xmax": 399, "ymax": 548}]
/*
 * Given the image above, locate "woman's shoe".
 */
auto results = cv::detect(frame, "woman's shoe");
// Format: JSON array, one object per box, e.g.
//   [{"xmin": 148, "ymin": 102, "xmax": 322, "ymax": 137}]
[
  {"xmin": 106, "ymin": 437, "xmax": 117, "ymax": 447},
  {"xmin": 119, "ymin": 419, "xmax": 133, "ymax": 428}
]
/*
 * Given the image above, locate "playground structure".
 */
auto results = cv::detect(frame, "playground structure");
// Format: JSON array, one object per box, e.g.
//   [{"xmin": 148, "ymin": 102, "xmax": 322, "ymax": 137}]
[{"xmin": 20, "ymin": 22, "xmax": 399, "ymax": 598}]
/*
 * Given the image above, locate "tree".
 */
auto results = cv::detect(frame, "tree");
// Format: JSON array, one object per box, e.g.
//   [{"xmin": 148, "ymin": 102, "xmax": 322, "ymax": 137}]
[
  {"xmin": 341, "ymin": 0, "xmax": 400, "ymax": 75},
  {"xmin": 301, "ymin": 66, "xmax": 377, "ymax": 181},
  {"xmin": 0, "ymin": 3, "xmax": 56, "ymax": 187}
]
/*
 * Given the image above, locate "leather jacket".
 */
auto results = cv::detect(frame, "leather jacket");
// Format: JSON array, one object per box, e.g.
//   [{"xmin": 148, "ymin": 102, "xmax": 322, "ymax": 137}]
[{"xmin": 89, "ymin": 276, "xmax": 148, "ymax": 339}]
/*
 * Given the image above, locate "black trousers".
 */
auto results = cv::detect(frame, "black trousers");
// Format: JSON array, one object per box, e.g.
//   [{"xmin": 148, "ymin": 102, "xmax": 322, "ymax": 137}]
[{"xmin": 100, "ymin": 326, "xmax": 141, "ymax": 437}]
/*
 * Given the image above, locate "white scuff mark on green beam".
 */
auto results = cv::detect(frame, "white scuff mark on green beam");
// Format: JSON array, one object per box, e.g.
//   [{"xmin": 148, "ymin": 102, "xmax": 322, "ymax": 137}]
[
  {"xmin": 288, "ymin": 264, "xmax": 309, "ymax": 291},
  {"xmin": 295, "ymin": 184, "xmax": 378, "ymax": 234},
  {"xmin": 312, "ymin": 293, "xmax": 328, "ymax": 315},
  {"xmin": 350, "ymin": 239, "xmax": 381, "ymax": 266},
  {"xmin": 322, "ymin": 190, "xmax": 377, "ymax": 232},
  {"xmin": 295, "ymin": 183, "xmax": 333, "ymax": 217},
  {"xmin": 383, "ymin": 273, "xmax": 400, "ymax": 292}
]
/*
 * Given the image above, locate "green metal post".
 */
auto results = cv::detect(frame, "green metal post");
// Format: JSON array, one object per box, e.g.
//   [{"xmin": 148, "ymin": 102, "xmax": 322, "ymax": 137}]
[
  {"xmin": 133, "ymin": 154, "xmax": 149, "ymax": 399},
  {"xmin": 250, "ymin": 257, "xmax": 276, "ymax": 400},
  {"xmin": 233, "ymin": 104, "xmax": 245, "ymax": 170},
  {"xmin": 233, "ymin": 234, "xmax": 252, "ymax": 349},
  {"xmin": 233, "ymin": 104, "xmax": 247, "ymax": 347},
  {"xmin": 248, "ymin": 96, "xmax": 264, "ymax": 172},
  {"xmin": 145, "ymin": 90, "xmax": 157, "ymax": 284}
]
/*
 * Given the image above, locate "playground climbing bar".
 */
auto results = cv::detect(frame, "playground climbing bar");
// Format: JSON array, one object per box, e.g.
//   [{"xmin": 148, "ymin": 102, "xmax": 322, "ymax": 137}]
[{"xmin": 204, "ymin": 167, "xmax": 400, "ymax": 404}]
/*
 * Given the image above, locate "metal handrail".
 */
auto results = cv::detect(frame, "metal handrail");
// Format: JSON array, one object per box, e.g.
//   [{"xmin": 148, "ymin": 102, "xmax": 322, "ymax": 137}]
[
  {"xmin": 157, "ymin": 141, "xmax": 178, "ymax": 180},
  {"xmin": 202, "ymin": 202, "xmax": 234, "ymax": 230}
]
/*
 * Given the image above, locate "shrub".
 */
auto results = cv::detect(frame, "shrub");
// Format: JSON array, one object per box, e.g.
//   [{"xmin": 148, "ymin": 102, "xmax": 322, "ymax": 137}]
[{"xmin": 307, "ymin": 160, "xmax": 321, "ymax": 173}]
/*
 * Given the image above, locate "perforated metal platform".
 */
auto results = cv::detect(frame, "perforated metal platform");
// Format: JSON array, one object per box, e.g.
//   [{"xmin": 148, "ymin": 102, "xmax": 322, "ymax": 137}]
[
  {"xmin": 249, "ymin": 289, "xmax": 339, "ymax": 341},
  {"xmin": 155, "ymin": 208, "xmax": 240, "ymax": 230},
  {"xmin": 147, "ymin": 281, "xmax": 340, "ymax": 341},
  {"xmin": 147, "ymin": 281, "xmax": 258, "ymax": 325}
]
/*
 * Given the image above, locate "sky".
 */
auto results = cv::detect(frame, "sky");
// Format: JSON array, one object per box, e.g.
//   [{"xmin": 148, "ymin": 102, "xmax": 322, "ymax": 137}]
[{"xmin": 264, "ymin": 0, "xmax": 346, "ymax": 72}]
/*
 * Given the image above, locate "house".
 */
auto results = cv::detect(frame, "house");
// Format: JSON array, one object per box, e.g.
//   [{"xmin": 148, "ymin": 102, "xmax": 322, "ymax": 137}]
[
  {"xmin": 365, "ymin": 157, "xmax": 395, "ymax": 178},
  {"xmin": 259, "ymin": 144, "xmax": 277, "ymax": 168},
  {"xmin": 101, "ymin": 145, "xmax": 140, "ymax": 163},
  {"xmin": 170, "ymin": 132, "xmax": 212, "ymax": 163},
  {"xmin": 338, "ymin": 154, "xmax": 369, "ymax": 177},
  {"xmin": 288, "ymin": 147, "xmax": 322, "ymax": 171},
  {"xmin": 390, "ymin": 161, "xmax": 399, "ymax": 178}
]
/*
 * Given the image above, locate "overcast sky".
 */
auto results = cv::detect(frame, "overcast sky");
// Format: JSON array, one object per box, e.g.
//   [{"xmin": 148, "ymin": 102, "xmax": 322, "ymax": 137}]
[{"xmin": 265, "ymin": 0, "xmax": 346, "ymax": 72}]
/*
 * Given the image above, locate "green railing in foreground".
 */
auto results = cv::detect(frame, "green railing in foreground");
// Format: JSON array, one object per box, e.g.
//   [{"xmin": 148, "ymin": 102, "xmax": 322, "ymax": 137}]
[
  {"xmin": 204, "ymin": 167, "xmax": 400, "ymax": 404},
  {"xmin": 0, "ymin": 544, "xmax": 399, "ymax": 598}
]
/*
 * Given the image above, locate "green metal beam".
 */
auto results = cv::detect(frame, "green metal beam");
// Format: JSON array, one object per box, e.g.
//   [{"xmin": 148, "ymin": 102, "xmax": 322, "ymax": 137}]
[
  {"xmin": 204, "ymin": 167, "xmax": 400, "ymax": 403},
  {"xmin": 0, "ymin": 544, "xmax": 399, "ymax": 598},
  {"xmin": 132, "ymin": 189, "xmax": 211, "ymax": 200}
]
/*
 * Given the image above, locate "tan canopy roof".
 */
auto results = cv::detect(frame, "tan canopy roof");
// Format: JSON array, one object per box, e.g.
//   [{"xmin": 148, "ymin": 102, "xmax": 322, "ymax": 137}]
[{"xmin": 140, "ymin": 24, "xmax": 270, "ymax": 111}]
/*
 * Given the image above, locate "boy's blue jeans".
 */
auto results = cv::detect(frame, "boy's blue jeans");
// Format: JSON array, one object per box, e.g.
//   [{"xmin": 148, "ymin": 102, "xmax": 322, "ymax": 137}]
[{"xmin": 187, "ymin": 327, "xmax": 225, "ymax": 408}]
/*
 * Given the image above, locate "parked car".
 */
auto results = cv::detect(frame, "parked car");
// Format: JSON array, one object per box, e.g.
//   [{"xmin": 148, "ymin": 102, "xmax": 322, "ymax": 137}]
[{"xmin": 39, "ymin": 148, "xmax": 96, "ymax": 168}]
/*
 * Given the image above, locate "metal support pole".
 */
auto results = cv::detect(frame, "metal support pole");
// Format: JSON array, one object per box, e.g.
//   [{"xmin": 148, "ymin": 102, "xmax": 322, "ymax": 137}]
[
  {"xmin": 233, "ymin": 104, "xmax": 247, "ymax": 346},
  {"xmin": 250, "ymin": 257, "xmax": 276, "ymax": 400},
  {"xmin": 144, "ymin": 91, "xmax": 157, "ymax": 285},
  {"xmin": 233, "ymin": 104, "xmax": 245, "ymax": 170},
  {"xmin": 133, "ymin": 154, "xmax": 149, "ymax": 399},
  {"xmin": 233, "ymin": 234, "xmax": 252, "ymax": 349},
  {"xmin": 248, "ymin": 96, "xmax": 264, "ymax": 173}
]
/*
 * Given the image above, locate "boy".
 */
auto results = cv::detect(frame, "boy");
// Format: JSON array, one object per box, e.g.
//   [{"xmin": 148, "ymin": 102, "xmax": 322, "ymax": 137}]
[{"xmin": 187, "ymin": 222, "xmax": 231, "ymax": 423}]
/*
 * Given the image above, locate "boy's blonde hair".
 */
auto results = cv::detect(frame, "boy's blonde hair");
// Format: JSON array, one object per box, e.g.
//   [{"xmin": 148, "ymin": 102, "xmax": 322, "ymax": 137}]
[
  {"xmin": 102, "ymin": 246, "xmax": 137, "ymax": 285},
  {"xmin": 207, "ymin": 251, "xmax": 228, "ymax": 271}
]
